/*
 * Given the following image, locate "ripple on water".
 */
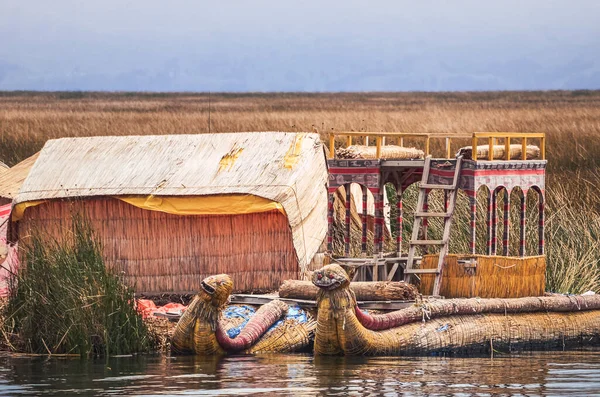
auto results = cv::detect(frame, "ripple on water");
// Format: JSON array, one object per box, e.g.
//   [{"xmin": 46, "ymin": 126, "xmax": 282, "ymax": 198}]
[{"xmin": 0, "ymin": 350, "xmax": 598, "ymax": 395}]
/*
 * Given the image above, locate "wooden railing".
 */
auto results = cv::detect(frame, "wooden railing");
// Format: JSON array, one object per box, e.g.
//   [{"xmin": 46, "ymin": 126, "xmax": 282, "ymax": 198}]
[
  {"xmin": 471, "ymin": 132, "xmax": 546, "ymax": 160},
  {"xmin": 327, "ymin": 132, "xmax": 471, "ymax": 159},
  {"xmin": 328, "ymin": 131, "xmax": 546, "ymax": 161}
]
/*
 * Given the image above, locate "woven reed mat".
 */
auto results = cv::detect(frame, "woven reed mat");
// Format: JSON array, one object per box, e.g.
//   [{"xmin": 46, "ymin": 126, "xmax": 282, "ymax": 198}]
[
  {"xmin": 457, "ymin": 144, "xmax": 540, "ymax": 160},
  {"xmin": 337, "ymin": 145, "xmax": 424, "ymax": 160}
]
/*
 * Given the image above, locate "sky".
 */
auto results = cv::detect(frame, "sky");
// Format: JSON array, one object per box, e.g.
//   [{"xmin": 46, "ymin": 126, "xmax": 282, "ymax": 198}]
[{"xmin": 0, "ymin": 0, "xmax": 599, "ymax": 91}]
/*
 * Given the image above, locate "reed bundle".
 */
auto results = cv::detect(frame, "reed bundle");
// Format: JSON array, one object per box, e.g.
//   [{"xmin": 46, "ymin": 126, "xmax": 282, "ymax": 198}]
[
  {"xmin": 247, "ymin": 316, "xmax": 317, "ymax": 353},
  {"xmin": 19, "ymin": 198, "xmax": 298, "ymax": 293},
  {"xmin": 457, "ymin": 144, "xmax": 540, "ymax": 160},
  {"xmin": 279, "ymin": 279, "xmax": 417, "ymax": 301},
  {"xmin": 419, "ymin": 254, "xmax": 546, "ymax": 298},
  {"xmin": 313, "ymin": 264, "xmax": 600, "ymax": 356},
  {"xmin": 336, "ymin": 145, "xmax": 424, "ymax": 160}
]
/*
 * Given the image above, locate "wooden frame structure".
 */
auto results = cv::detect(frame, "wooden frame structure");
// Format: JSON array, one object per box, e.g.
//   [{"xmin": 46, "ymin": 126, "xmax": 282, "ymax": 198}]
[{"xmin": 326, "ymin": 131, "xmax": 547, "ymax": 286}]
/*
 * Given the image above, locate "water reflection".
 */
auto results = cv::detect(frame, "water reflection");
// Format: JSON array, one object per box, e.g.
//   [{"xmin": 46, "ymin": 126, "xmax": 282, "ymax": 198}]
[{"xmin": 0, "ymin": 350, "xmax": 599, "ymax": 396}]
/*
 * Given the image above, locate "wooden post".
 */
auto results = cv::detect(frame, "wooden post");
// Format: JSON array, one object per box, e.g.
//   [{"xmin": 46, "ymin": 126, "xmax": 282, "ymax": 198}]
[
  {"xmin": 365, "ymin": 136, "xmax": 369, "ymax": 147},
  {"xmin": 540, "ymin": 135, "xmax": 546, "ymax": 160},
  {"xmin": 486, "ymin": 190, "xmax": 493, "ymax": 255},
  {"xmin": 374, "ymin": 187, "xmax": 384, "ymax": 256},
  {"xmin": 505, "ymin": 137, "xmax": 511, "ymax": 160},
  {"xmin": 376, "ymin": 136, "xmax": 382, "ymax": 158},
  {"xmin": 396, "ymin": 186, "xmax": 403, "ymax": 256},
  {"xmin": 361, "ymin": 185, "xmax": 368, "ymax": 255},
  {"xmin": 327, "ymin": 193, "xmax": 335, "ymax": 252},
  {"xmin": 491, "ymin": 189, "xmax": 498, "ymax": 255},
  {"xmin": 519, "ymin": 192, "xmax": 526, "ymax": 257},
  {"xmin": 425, "ymin": 137, "xmax": 431, "ymax": 157},
  {"xmin": 345, "ymin": 184, "xmax": 351, "ymax": 256},
  {"xmin": 329, "ymin": 134, "xmax": 335, "ymax": 159},
  {"xmin": 539, "ymin": 192, "xmax": 545, "ymax": 255},
  {"xmin": 522, "ymin": 137, "xmax": 527, "ymax": 160},
  {"xmin": 488, "ymin": 137, "xmax": 494, "ymax": 161},
  {"xmin": 422, "ymin": 189, "xmax": 429, "ymax": 254},
  {"xmin": 472, "ymin": 136, "xmax": 478, "ymax": 160},
  {"xmin": 400, "ymin": 137, "xmax": 404, "ymax": 147},
  {"xmin": 470, "ymin": 195, "xmax": 477, "ymax": 255},
  {"xmin": 446, "ymin": 138, "xmax": 452, "ymax": 159},
  {"xmin": 502, "ymin": 189, "xmax": 510, "ymax": 256},
  {"xmin": 347, "ymin": 135, "xmax": 352, "ymax": 147}
]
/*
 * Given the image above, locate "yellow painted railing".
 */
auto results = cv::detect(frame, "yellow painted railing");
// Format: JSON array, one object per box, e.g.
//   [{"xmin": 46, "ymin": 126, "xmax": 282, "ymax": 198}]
[
  {"xmin": 327, "ymin": 131, "xmax": 546, "ymax": 161},
  {"xmin": 471, "ymin": 132, "xmax": 546, "ymax": 161},
  {"xmin": 327, "ymin": 132, "xmax": 471, "ymax": 159}
]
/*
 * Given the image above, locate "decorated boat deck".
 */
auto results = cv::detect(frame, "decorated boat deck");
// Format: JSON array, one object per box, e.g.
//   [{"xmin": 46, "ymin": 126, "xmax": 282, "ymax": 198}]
[{"xmin": 326, "ymin": 131, "xmax": 547, "ymax": 297}]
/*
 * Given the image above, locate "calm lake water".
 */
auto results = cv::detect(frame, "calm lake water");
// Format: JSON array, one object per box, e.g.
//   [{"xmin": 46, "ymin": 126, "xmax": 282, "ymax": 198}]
[{"xmin": 1, "ymin": 350, "xmax": 600, "ymax": 396}]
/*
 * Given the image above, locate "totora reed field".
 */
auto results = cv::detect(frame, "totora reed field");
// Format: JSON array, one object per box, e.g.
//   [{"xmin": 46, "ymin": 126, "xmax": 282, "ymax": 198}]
[{"xmin": 2, "ymin": 90, "xmax": 600, "ymax": 294}]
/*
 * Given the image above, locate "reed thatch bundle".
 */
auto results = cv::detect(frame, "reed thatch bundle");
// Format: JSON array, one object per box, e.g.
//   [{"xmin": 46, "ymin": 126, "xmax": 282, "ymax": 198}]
[
  {"xmin": 279, "ymin": 279, "xmax": 417, "ymax": 301},
  {"xmin": 19, "ymin": 199, "xmax": 298, "ymax": 293},
  {"xmin": 356, "ymin": 294, "xmax": 600, "ymax": 330},
  {"xmin": 419, "ymin": 254, "xmax": 546, "ymax": 298},
  {"xmin": 336, "ymin": 145, "xmax": 424, "ymax": 160},
  {"xmin": 0, "ymin": 152, "xmax": 39, "ymax": 203},
  {"xmin": 457, "ymin": 144, "xmax": 540, "ymax": 160}
]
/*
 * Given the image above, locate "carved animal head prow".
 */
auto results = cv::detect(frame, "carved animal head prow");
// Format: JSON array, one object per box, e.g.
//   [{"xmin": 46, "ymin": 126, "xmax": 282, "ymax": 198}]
[
  {"xmin": 311, "ymin": 264, "xmax": 351, "ymax": 291},
  {"xmin": 199, "ymin": 274, "xmax": 233, "ymax": 307}
]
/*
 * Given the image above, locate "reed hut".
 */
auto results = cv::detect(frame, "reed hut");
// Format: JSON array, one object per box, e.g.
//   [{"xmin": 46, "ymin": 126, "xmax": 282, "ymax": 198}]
[
  {"xmin": 11, "ymin": 133, "xmax": 328, "ymax": 293},
  {"xmin": 0, "ymin": 153, "xmax": 39, "ymax": 206}
]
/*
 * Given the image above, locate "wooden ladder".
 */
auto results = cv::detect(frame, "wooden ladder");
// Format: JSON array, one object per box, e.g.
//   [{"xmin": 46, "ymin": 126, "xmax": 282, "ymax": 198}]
[{"xmin": 403, "ymin": 155, "xmax": 463, "ymax": 296}]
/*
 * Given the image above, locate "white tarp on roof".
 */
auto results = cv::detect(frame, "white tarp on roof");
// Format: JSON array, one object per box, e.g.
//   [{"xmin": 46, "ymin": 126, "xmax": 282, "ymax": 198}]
[{"xmin": 15, "ymin": 132, "xmax": 329, "ymax": 271}]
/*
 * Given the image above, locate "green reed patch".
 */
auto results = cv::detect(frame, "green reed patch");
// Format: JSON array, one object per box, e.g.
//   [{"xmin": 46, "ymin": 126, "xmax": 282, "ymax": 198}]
[{"xmin": 2, "ymin": 214, "xmax": 152, "ymax": 357}]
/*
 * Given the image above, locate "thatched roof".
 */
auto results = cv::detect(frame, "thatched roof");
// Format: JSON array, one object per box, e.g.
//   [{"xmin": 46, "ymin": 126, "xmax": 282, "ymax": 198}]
[
  {"xmin": 16, "ymin": 133, "xmax": 329, "ymax": 270},
  {"xmin": 0, "ymin": 153, "xmax": 40, "ymax": 201}
]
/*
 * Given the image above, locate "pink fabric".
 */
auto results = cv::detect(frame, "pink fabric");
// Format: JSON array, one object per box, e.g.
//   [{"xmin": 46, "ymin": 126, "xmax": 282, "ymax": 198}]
[
  {"xmin": 136, "ymin": 299, "xmax": 186, "ymax": 319},
  {"xmin": 0, "ymin": 204, "xmax": 18, "ymax": 297}
]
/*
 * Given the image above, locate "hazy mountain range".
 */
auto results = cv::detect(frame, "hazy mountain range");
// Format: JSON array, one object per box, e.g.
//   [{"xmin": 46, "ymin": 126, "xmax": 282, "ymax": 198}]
[{"xmin": 1, "ymin": 1, "xmax": 599, "ymax": 92}]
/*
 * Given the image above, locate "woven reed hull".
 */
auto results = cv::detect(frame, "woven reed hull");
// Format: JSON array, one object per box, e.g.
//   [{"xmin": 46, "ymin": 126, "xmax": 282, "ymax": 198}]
[
  {"xmin": 418, "ymin": 254, "xmax": 546, "ymax": 298},
  {"xmin": 318, "ymin": 304, "xmax": 600, "ymax": 356},
  {"xmin": 19, "ymin": 198, "xmax": 298, "ymax": 293}
]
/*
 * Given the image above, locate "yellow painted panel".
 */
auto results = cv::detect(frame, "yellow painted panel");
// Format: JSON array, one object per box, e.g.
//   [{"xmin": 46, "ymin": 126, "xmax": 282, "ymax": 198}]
[{"xmin": 12, "ymin": 194, "xmax": 285, "ymax": 221}]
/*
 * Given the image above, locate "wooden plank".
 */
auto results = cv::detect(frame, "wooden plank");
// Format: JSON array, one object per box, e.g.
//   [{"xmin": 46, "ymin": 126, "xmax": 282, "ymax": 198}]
[
  {"xmin": 473, "ymin": 132, "xmax": 545, "ymax": 138},
  {"xmin": 415, "ymin": 211, "xmax": 451, "ymax": 218},
  {"xmin": 231, "ymin": 294, "xmax": 317, "ymax": 308},
  {"xmin": 410, "ymin": 239, "xmax": 446, "ymax": 245},
  {"xmin": 329, "ymin": 134, "xmax": 335, "ymax": 159},
  {"xmin": 380, "ymin": 160, "xmax": 425, "ymax": 167},
  {"xmin": 404, "ymin": 268, "xmax": 440, "ymax": 274},
  {"xmin": 420, "ymin": 183, "xmax": 455, "ymax": 190}
]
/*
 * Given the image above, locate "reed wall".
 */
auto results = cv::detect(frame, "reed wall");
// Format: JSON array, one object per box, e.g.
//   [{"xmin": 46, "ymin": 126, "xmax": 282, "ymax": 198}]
[
  {"xmin": 18, "ymin": 198, "xmax": 298, "ymax": 293},
  {"xmin": 419, "ymin": 254, "xmax": 546, "ymax": 298}
]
